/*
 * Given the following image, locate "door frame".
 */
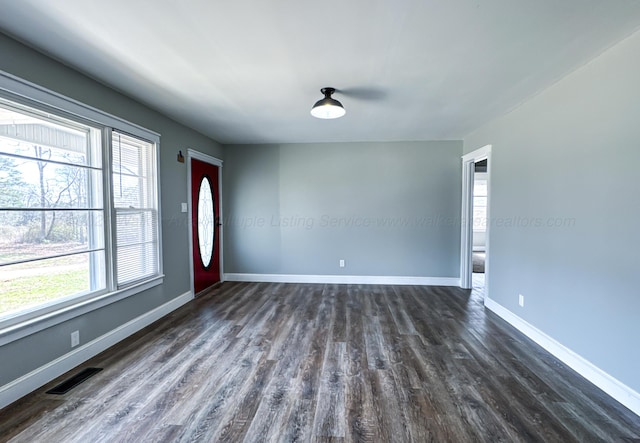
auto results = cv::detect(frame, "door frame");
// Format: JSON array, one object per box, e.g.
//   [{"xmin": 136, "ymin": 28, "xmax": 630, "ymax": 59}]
[
  {"xmin": 460, "ymin": 144, "xmax": 491, "ymax": 290},
  {"xmin": 187, "ymin": 149, "xmax": 224, "ymax": 297}
]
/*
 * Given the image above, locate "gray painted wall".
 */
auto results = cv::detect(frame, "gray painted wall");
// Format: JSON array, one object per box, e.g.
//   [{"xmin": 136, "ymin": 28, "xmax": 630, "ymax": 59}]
[
  {"xmin": 464, "ymin": 30, "xmax": 640, "ymax": 392},
  {"xmin": 0, "ymin": 33, "xmax": 222, "ymax": 385},
  {"xmin": 223, "ymin": 141, "xmax": 462, "ymax": 277}
]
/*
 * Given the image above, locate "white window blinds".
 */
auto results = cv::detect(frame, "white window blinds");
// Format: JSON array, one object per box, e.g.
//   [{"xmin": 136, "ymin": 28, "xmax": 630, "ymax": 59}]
[{"xmin": 111, "ymin": 130, "xmax": 159, "ymax": 287}]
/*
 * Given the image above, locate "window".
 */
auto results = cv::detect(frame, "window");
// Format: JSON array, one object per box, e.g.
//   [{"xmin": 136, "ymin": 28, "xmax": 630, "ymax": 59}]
[
  {"xmin": 0, "ymin": 78, "xmax": 161, "ymax": 333},
  {"xmin": 197, "ymin": 176, "xmax": 215, "ymax": 268},
  {"xmin": 112, "ymin": 131, "xmax": 159, "ymax": 287},
  {"xmin": 0, "ymin": 99, "xmax": 105, "ymax": 315},
  {"xmin": 473, "ymin": 174, "xmax": 488, "ymax": 231}
]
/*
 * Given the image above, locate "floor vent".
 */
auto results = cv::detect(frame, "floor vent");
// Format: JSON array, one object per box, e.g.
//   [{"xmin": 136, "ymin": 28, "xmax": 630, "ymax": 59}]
[{"xmin": 46, "ymin": 367, "xmax": 103, "ymax": 395}]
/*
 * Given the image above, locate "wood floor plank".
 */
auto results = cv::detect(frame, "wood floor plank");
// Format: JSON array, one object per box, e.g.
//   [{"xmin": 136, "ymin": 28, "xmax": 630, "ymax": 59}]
[
  {"xmin": 332, "ymin": 288, "xmax": 347, "ymax": 342},
  {"xmin": 214, "ymin": 359, "xmax": 276, "ymax": 443},
  {"xmin": 242, "ymin": 293, "xmax": 322, "ymax": 442},
  {"xmin": 164, "ymin": 335, "xmax": 255, "ymax": 428},
  {"xmin": 386, "ymin": 286, "xmax": 418, "ymax": 335},
  {"xmin": 403, "ymin": 337, "xmax": 483, "ymax": 442},
  {"xmin": 10, "ymin": 317, "xmax": 232, "ymax": 443},
  {"xmin": 174, "ymin": 347, "xmax": 265, "ymax": 442},
  {"xmin": 71, "ymin": 322, "xmax": 241, "ymax": 442},
  {"xmin": 370, "ymin": 368, "xmax": 413, "ymax": 443},
  {"xmin": 115, "ymin": 322, "xmax": 249, "ymax": 440},
  {"xmin": 343, "ymin": 287, "xmax": 380, "ymax": 442},
  {"xmin": 276, "ymin": 291, "xmax": 332, "ymax": 443},
  {"xmin": 363, "ymin": 314, "xmax": 388, "ymax": 370},
  {"xmin": 312, "ymin": 342, "xmax": 347, "ymax": 438},
  {"xmin": 266, "ymin": 285, "xmax": 315, "ymax": 360},
  {"xmin": 2, "ymin": 280, "xmax": 639, "ymax": 442},
  {"xmin": 0, "ymin": 397, "xmax": 64, "ymax": 442},
  {"xmin": 297, "ymin": 287, "xmax": 332, "ymax": 403}
]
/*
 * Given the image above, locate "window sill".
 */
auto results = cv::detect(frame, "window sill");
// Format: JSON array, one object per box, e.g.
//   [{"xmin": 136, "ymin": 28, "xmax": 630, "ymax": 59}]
[{"xmin": 0, "ymin": 275, "xmax": 164, "ymax": 347}]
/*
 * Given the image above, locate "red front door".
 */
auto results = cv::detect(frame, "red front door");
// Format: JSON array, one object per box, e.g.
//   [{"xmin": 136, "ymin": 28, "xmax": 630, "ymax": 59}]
[{"xmin": 191, "ymin": 158, "xmax": 221, "ymax": 294}]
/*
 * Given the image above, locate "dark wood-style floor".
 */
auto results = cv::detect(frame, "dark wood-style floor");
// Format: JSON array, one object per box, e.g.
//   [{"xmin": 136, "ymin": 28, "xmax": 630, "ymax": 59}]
[{"xmin": 1, "ymin": 278, "xmax": 639, "ymax": 442}]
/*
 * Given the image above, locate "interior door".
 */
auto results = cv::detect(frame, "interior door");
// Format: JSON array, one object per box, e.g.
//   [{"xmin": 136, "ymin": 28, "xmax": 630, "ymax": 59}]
[{"xmin": 191, "ymin": 158, "xmax": 221, "ymax": 294}]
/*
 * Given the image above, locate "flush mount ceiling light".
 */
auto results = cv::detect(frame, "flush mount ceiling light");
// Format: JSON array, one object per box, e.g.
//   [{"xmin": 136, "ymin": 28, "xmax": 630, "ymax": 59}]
[{"xmin": 310, "ymin": 87, "xmax": 346, "ymax": 119}]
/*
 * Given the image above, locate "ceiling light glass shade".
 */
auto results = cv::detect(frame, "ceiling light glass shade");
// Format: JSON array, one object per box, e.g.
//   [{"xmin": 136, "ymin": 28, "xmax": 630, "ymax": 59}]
[{"xmin": 311, "ymin": 87, "xmax": 346, "ymax": 119}]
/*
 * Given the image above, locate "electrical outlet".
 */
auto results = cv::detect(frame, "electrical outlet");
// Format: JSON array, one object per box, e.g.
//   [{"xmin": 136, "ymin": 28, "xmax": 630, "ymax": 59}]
[
  {"xmin": 71, "ymin": 330, "xmax": 80, "ymax": 347},
  {"xmin": 339, "ymin": 259, "xmax": 345, "ymax": 268},
  {"xmin": 518, "ymin": 294, "xmax": 524, "ymax": 307},
  {"xmin": 181, "ymin": 202, "xmax": 188, "ymax": 213}
]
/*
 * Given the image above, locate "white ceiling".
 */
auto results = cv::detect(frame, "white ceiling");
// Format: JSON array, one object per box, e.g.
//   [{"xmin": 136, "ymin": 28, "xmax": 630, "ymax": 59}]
[{"xmin": 1, "ymin": 1, "xmax": 639, "ymax": 145}]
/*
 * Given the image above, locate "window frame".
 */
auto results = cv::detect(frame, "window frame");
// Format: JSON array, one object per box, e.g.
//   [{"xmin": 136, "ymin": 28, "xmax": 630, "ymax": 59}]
[
  {"xmin": 110, "ymin": 129, "xmax": 161, "ymax": 289},
  {"xmin": 0, "ymin": 71, "xmax": 163, "ymax": 346}
]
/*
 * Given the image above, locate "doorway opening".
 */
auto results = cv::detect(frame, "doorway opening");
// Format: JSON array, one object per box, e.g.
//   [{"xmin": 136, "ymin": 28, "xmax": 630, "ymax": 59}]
[
  {"xmin": 473, "ymin": 160, "xmax": 488, "ymax": 277},
  {"xmin": 460, "ymin": 145, "xmax": 491, "ymax": 295}
]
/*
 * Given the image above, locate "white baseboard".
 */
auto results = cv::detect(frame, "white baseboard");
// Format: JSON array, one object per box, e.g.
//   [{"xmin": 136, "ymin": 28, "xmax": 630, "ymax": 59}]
[
  {"xmin": 484, "ymin": 297, "xmax": 640, "ymax": 417},
  {"xmin": 224, "ymin": 273, "xmax": 460, "ymax": 286},
  {"xmin": 0, "ymin": 291, "xmax": 192, "ymax": 410}
]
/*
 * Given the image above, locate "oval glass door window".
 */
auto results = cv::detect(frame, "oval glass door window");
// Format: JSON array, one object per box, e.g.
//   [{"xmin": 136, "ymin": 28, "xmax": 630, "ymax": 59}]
[{"xmin": 197, "ymin": 176, "xmax": 215, "ymax": 268}]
